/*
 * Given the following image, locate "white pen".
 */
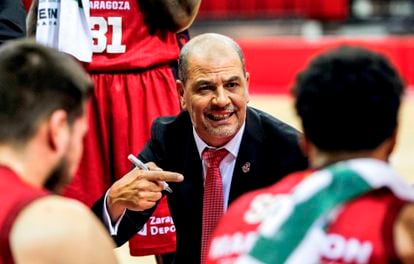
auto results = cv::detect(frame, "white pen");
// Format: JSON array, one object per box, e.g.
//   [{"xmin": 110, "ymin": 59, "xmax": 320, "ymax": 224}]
[{"xmin": 127, "ymin": 154, "xmax": 173, "ymax": 193}]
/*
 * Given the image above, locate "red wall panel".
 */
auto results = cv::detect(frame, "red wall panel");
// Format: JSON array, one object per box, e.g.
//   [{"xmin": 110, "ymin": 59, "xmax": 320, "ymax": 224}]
[{"xmin": 237, "ymin": 36, "xmax": 414, "ymax": 94}]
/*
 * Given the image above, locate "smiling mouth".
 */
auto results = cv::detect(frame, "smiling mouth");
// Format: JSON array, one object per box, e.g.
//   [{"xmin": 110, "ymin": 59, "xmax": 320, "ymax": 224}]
[{"xmin": 206, "ymin": 112, "xmax": 234, "ymax": 121}]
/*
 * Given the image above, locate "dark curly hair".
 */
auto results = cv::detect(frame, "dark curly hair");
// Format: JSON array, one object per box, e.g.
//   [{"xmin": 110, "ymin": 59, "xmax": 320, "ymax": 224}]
[{"xmin": 293, "ymin": 46, "xmax": 404, "ymax": 152}]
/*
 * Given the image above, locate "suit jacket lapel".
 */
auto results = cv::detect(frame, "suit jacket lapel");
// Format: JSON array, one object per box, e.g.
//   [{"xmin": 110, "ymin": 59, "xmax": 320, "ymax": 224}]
[
  {"xmin": 181, "ymin": 133, "xmax": 204, "ymax": 210},
  {"xmin": 229, "ymin": 108, "xmax": 264, "ymax": 203},
  {"xmin": 173, "ymin": 112, "xmax": 204, "ymax": 223}
]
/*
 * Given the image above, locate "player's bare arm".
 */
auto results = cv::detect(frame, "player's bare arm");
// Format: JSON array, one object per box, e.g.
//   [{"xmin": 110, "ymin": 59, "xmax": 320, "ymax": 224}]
[{"xmin": 26, "ymin": 0, "xmax": 38, "ymax": 37}]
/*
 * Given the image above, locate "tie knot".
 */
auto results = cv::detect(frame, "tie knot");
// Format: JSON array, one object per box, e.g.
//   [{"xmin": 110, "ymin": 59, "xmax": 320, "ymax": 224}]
[{"xmin": 202, "ymin": 148, "xmax": 228, "ymax": 167}]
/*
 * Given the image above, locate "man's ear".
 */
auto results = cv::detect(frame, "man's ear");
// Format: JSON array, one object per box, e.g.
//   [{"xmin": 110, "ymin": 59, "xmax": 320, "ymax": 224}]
[
  {"xmin": 47, "ymin": 110, "xmax": 69, "ymax": 155},
  {"xmin": 245, "ymin": 72, "xmax": 250, "ymax": 104},
  {"xmin": 299, "ymin": 134, "xmax": 310, "ymax": 157},
  {"xmin": 386, "ymin": 126, "xmax": 398, "ymax": 157},
  {"xmin": 176, "ymin": 80, "xmax": 187, "ymax": 110}
]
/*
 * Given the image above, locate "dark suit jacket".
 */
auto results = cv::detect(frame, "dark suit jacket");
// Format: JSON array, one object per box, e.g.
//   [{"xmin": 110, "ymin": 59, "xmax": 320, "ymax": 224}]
[
  {"xmin": 93, "ymin": 107, "xmax": 308, "ymax": 263},
  {"xmin": 0, "ymin": 0, "xmax": 26, "ymax": 45}
]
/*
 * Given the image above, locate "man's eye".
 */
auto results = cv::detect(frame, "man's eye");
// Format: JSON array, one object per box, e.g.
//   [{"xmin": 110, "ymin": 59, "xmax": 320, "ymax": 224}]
[
  {"xmin": 226, "ymin": 82, "xmax": 238, "ymax": 88},
  {"xmin": 198, "ymin": 85, "xmax": 212, "ymax": 91}
]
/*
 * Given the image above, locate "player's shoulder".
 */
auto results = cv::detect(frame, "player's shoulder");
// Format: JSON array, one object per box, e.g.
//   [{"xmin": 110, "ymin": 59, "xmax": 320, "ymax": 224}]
[
  {"xmin": 10, "ymin": 196, "xmax": 117, "ymax": 264},
  {"xmin": 209, "ymin": 172, "xmax": 309, "ymax": 263},
  {"xmin": 222, "ymin": 170, "xmax": 311, "ymax": 227},
  {"xmin": 10, "ymin": 195, "xmax": 102, "ymax": 245},
  {"xmin": 233, "ymin": 170, "xmax": 311, "ymax": 210},
  {"xmin": 21, "ymin": 195, "xmax": 96, "ymax": 224}
]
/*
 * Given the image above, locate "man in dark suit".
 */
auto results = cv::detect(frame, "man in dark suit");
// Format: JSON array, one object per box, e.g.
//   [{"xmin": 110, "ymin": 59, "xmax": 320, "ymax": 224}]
[{"xmin": 93, "ymin": 33, "xmax": 308, "ymax": 263}]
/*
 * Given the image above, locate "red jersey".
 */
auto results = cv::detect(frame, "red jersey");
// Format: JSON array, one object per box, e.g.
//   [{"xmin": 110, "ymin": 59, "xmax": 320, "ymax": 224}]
[
  {"xmin": 0, "ymin": 166, "xmax": 47, "ymax": 264},
  {"xmin": 64, "ymin": 1, "xmax": 182, "ymax": 256},
  {"xmin": 88, "ymin": 0, "xmax": 180, "ymax": 72},
  {"xmin": 23, "ymin": 0, "xmax": 32, "ymax": 11},
  {"xmin": 207, "ymin": 169, "xmax": 406, "ymax": 264}
]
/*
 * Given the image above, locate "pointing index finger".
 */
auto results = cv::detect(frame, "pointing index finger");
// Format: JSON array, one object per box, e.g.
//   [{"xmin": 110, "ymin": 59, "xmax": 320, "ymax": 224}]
[{"xmin": 143, "ymin": 170, "xmax": 184, "ymax": 183}]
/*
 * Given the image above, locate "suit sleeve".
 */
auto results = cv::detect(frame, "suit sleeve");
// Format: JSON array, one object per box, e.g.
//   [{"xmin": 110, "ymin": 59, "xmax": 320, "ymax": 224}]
[
  {"xmin": 0, "ymin": 0, "xmax": 26, "ymax": 45},
  {"xmin": 91, "ymin": 194, "xmax": 156, "ymax": 247}
]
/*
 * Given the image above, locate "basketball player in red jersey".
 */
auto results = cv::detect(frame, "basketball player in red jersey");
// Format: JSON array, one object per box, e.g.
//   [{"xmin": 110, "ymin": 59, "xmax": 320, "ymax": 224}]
[
  {"xmin": 207, "ymin": 46, "xmax": 414, "ymax": 264},
  {"xmin": 0, "ymin": 39, "xmax": 117, "ymax": 264}
]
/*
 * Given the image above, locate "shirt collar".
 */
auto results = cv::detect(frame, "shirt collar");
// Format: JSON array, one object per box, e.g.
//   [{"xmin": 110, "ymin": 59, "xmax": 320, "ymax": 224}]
[{"xmin": 193, "ymin": 122, "xmax": 246, "ymax": 159}]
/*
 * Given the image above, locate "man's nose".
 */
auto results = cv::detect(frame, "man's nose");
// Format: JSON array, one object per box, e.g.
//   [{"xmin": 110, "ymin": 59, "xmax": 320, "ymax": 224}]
[{"xmin": 212, "ymin": 86, "xmax": 230, "ymax": 106}]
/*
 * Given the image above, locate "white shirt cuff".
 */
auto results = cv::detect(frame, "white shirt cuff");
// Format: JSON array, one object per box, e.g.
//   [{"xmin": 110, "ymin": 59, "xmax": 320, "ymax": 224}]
[{"xmin": 103, "ymin": 190, "xmax": 126, "ymax": 235}]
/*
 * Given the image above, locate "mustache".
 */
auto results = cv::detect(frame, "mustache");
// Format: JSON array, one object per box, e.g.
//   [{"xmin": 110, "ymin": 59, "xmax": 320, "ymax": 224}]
[{"xmin": 205, "ymin": 105, "xmax": 236, "ymax": 112}]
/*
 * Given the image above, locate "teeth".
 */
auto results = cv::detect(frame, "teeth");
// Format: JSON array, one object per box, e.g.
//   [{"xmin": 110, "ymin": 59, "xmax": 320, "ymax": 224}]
[{"xmin": 209, "ymin": 113, "xmax": 231, "ymax": 121}]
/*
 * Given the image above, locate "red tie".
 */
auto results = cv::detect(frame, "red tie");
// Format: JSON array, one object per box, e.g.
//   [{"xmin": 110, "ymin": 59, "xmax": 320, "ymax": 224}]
[{"xmin": 201, "ymin": 148, "xmax": 229, "ymax": 264}]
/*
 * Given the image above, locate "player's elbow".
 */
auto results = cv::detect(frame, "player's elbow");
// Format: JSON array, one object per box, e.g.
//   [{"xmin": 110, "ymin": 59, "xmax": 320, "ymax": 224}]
[
  {"xmin": 170, "ymin": 1, "xmax": 201, "ymax": 32},
  {"xmin": 169, "ymin": 7, "xmax": 199, "ymax": 32},
  {"xmin": 171, "ymin": 15, "xmax": 196, "ymax": 32}
]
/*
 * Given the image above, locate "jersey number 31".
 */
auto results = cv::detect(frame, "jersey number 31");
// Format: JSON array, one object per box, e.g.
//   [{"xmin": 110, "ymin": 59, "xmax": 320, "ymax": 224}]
[{"xmin": 90, "ymin": 16, "xmax": 126, "ymax": 54}]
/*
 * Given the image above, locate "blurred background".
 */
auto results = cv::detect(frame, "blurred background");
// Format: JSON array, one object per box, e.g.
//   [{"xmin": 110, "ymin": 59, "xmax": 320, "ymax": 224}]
[
  {"xmin": 190, "ymin": 0, "xmax": 414, "ymax": 94},
  {"xmin": 119, "ymin": 0, "xmax": 414, "ymax": 262}
]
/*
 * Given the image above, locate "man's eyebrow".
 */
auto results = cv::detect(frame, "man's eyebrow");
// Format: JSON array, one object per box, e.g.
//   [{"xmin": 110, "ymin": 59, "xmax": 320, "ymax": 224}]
[
  {"xmin": 194, "ymin": 79, "xmax": 214, "ymax": 87},
  {"xmin": 224, "ymin": 76, "xmax": 242, "ymax": 83}
]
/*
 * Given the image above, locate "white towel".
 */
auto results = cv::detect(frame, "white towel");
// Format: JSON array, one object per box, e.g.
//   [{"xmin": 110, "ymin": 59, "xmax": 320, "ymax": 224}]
[{"xmin": 36, "ymin": 0, "xmax": 92, "ymax": 62}]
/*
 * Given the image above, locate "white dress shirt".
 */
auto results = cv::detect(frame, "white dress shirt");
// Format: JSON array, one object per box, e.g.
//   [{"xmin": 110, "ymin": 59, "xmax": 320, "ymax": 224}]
[
  {"xmin": 193, "ymin": 122, "xmax": 245, "ymax": 211},
  {"xmin": 103, "ymin": 122, "xmax": 246, "ymax": 233}
]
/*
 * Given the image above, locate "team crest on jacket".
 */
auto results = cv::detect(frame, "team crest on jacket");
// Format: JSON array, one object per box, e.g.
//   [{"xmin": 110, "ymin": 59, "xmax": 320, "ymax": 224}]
[{"xmin": 241, "ymin": 162, "xmax": 250, "ymax": 173}]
